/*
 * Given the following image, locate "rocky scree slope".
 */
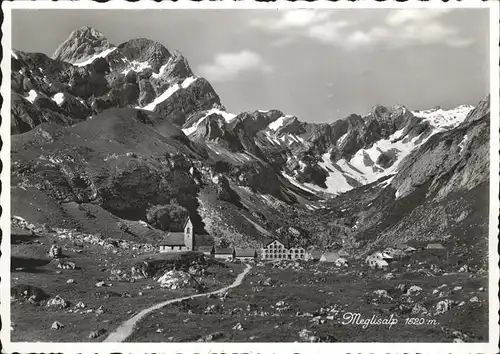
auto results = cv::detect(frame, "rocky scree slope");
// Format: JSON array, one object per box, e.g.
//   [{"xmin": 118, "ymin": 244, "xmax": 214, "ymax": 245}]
[{"xmin": 317, "ymin": 95, "xmax": 490, "ymax": 266}]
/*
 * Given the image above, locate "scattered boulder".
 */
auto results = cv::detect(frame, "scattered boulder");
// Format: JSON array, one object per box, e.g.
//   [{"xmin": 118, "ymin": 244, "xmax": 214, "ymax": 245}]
[
  {"xmin": 274, "ymin": 300, "xmax": 292, "ymax": 312},
  {"xmin": 196, "ymin": 332, "xmax": 226, "ymax": 342},
  {"xmin": 298, "ymin": 329, "xmax": 319, "ymax": 342},
  {"xmin": 258, "ymin": 277, "xmax": 274, "ymax": 286},
  {"xmin": 51, "ymin": 321, "xmax": 64, "ymax": 330},
  {"xmin": 382, "ymin": 272, "xmax": 395, "ymax": 280},
  {"xmin": 48, "ymin": 245, "xmax": 63, "ymax": 258},
  {"xmin": 469, "ymin": 296, "xmax": 479, "ymax": 303},
  {"xmin": 57, "ymin": 261, "xmax": 76, "ymax": 270},
  {"xmin": 66, "ymin": 279, "xmax": 75, "ymax": 284},
  {"xmin": 204, "ymin": 304, "xmax": 223, "ymax": 315},
  {"xmin": 232, "ymin": 322, "xmax": 244, "ymax": 331},
  {"xmin": 157, "ymin": 270, "xmax": 200, "ymax": 290},
  {"xmin": 11, "ymin": 284, "xmax": 49, "ymax": 302},
  {"xmin": 435, "ymin": 299, "xmax": 453, "ymax": 315},
  {"xmin": 373, "ymin": 289, "xmax": 393, "ymax": 301},
  {"xmin": 411, "ymin": 303, "xmax": 428, "ymax": 315},
  {"xmin": 95, "ymin": 281, "xmax": 109, "ymax": 287},
  {"xmin": 298, "ymin": 329, "xmax": 337, "ymax": 342},
  {"xmin": 334, "ymin": 257, "xmax": 348, "ymax": 267},
  {"xmin": 88, "ymin": 328, "xmax": 107, "ymax": 339},
  {"xmin": 396, "ymin": 283, "xmax": 407, "ymax": 293},
  {"xmin": 406, "ymin": 285, "xmax": 423, "ymax": 296},
  {"xmin": 96, "ymin": 306, "xmax": 106, "ymax": 315},
  {"xmin": 46, "ymin": 295, "xmax": 70, "ymax": 309}
]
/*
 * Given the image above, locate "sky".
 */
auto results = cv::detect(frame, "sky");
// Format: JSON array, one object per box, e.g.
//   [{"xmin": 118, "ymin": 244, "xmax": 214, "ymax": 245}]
[{"xmin": 12, "ymin": 8, "xmax": 490, "ymax": 123}]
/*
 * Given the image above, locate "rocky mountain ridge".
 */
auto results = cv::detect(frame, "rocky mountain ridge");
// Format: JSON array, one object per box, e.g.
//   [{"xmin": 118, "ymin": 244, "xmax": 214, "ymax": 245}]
[{"xmin": 10, "ymin": 26, "xmax": 490, "ymax": 255}]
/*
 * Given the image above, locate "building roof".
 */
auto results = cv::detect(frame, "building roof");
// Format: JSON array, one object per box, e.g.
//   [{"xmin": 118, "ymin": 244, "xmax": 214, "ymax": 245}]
[
  {"xmin": 159, "ymin": 232, "xmax": 185, "ymax": 246},
  {"xmin": 320, "ymin": 252, "xmax": 341, "ymax": 261},
  {"xmin": 197, "ymin": 246, "xmax": 214, "ymax": 253},
  {"xmin": 306, "ymin": 250, "xmax": 322, "ymax": 259},
  {"xmin": 338, "ymin": 249, "xmax": 349, "ymax": 257},
  {"xmin": 406, "ymin": 240, "xmax": 428, "ymax": 248},
  {"xmin": 214, "ymin": 248, "xmax": 234, "ymax": 255},
  {"xmin": 262, "ymin": 239, "xmax": 285, "ymax": 247},
  {"xmin": 263, "ymin": 238, "xmax": 303, "ymax": 249},
  {"xmin": 158, "ymin": 233, "xmax": 213, "ymax": 247},
  {"xmin": 235, "ymin": 248, "xmax": 257, "ymax": 257},
  {"xmin": 426, "ymin": 243, "xmax": 445, "ymax": 249},
  {"xmin": 182, "ymin": 216, "xmax": 191, "ymax": 229},
  {"xmin": 193, "ymin": 234, "xmax": 213, "ymax": 247}
]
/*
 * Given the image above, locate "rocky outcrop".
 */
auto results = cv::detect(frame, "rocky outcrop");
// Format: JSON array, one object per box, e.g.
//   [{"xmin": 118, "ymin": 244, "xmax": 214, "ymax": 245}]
[
  {"xmin": 138, "ymin": 79, "xmax": 155, "ymax": 106},
  {"xmin": 11, "ymin": 108, "xmax": 201, "ymax": 219},
  {"xmin": 152, "ymin": 78, "xmax": 222, "ymax": 126},
  {"xmin": 391, "ymin": 95, "xmax": 490, "ymax": 200},
  {"xmin": 52, "ymin": 26, "xmax": 115, "ymax": 64}
]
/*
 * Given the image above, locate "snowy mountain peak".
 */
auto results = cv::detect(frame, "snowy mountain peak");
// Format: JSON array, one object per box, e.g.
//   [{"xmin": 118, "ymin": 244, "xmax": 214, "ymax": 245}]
[
  {"xmin": 71, "ymin": 26, "xmax": 106, "ymax": 41},
  {"xmin": 52, "ymin": 26, "xmax": 115, "ymax": 65},
  {"xmin": 412, "ymin": 104, "xmax": 474, "ymax": 131}
]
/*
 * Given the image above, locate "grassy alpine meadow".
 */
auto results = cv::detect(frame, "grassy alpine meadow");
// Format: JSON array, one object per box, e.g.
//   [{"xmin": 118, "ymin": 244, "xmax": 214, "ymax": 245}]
[
  {"xmin": 10, "ymin": 227, "xmax": 244, "ymax": 342},
  {"xmin": 128, "ymin": 258, "xmax": 488, "ymax": 342}
]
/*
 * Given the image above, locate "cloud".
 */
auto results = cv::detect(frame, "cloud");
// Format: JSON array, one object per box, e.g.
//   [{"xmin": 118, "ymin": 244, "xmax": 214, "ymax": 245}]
[
  {"xmin": 307, "ymin": 21, "xmax": 350, "ymax": 43},
  {"xmin": 251, "ymin": 9, "xmax": 332, "ymax": 30},
  {"xmin": 385, "ymin": 9, "xmax": 453, "ymax": 26},
  {"xmin": 250, "ymin": 9, "xmax": 472, "ymax": 50},
  {"xmin": 197, "ymin": 50, "xmax": 272, "ymax": 82},
  {"xmin": 341, "ymin": 9, "xmax": 473, "ymax": 49}
]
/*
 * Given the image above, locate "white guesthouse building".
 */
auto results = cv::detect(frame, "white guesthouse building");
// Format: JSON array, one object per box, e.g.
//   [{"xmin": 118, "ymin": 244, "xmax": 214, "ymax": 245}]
[{"xmin": 261, "ymin": 239, "xmax": 305, "ymax": 260}]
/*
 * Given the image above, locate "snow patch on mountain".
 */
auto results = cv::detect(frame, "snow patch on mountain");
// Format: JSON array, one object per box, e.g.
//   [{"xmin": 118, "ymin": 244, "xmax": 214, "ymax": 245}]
[
  {"xmin": 151, "ymin": 58, "xmax": 172, "ymax": 79},
  {"xmin": 458, "ymin": 134, "xmax": 469, "ymax": 154},
  {"xmin": 318, "ymin": 154, "xmax": 359, "ymax": 194},
  {"xmin": 313, "ymin": 128, "xmax": 426, "ymax": 194},
  {"xmin": 412, "ymin": 104, "xmax": 474, "ymax": 131},
  {"xmin": 181, "ymin": 76, "xmax": 198, "ymax": 89},
  {"xmin": 268, "ymin": 116, "xmax": 286, "ymax": 131},
  {"xmin": 282, "ymin": 173, "xmax": 320, "ymax": 194},
  {"xmin": 181, "ymin": 107, "xmax": 235, "ymax": 136},
  {"xmin": 52, "ymin": 93, "xmax": 65, "ymax": 106},
  {"xmin": 73, "ymin": 47, "xmax": 117, "ymax": 67},
  {"xmin": 141, "ymin": 76, "xmax": 198, "ymax": 111},
  {"xmin": 337, "ymin": 132, "xmax": 349, "ymax": 146},
  {"xmin": 122, "ymin": 60, "xmax": 152, "ymax": 75},
  {"xmin": 12, "ymin": 51, "xmax": 18, "ymax": 60},
  {"xmin": 25, "ymin": 90, "xmax": 38, "ymax": 103},
  {"xmin": 205, "ymin": 108, "xmax": 237, "ymax": 123}
]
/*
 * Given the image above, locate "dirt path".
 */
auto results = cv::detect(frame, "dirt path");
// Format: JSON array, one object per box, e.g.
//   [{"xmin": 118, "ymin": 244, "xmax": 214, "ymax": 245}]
[{"xmin": 103, "ymin": 263, "xmax": 252, "ymax": 342}]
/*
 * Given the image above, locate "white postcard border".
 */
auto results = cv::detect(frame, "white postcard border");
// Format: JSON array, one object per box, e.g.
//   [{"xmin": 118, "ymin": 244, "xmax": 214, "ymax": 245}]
[{"xmin": 1, "ymin": 1, "xmax": 498, "ymax": 353}]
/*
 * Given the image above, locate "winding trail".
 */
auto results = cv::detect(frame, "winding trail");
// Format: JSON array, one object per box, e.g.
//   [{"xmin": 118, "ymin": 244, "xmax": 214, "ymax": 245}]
[{"xmin": 103, "ymin": 263, "xmax": 252, "ymax": 342}]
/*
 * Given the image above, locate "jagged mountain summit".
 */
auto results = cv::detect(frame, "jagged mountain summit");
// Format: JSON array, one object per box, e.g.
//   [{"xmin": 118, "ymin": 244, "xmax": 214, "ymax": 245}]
[
  {"xmin": 52, "ymin": 26, "xmax": 115, "ymax": 65},
  {"xmin": 10, "ymin": 26, "xmax": 489, "ymax": 254}
]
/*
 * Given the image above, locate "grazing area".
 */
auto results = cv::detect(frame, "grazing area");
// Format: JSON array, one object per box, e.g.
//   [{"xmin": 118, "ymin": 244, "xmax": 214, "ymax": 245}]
[{"xmin": 129, "ymin": 260, "xmax": 488, "ymax": 342}]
